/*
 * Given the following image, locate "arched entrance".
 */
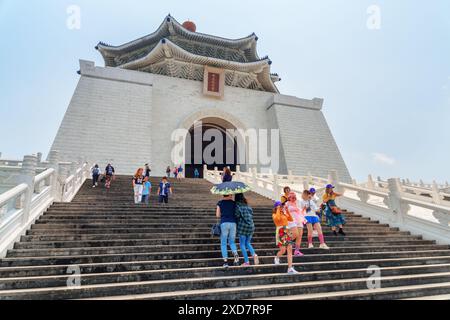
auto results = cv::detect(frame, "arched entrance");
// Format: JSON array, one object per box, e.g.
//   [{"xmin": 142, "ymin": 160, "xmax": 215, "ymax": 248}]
[{"xmin": 184, "ymin": 117, "xmax": 243, "ymax": 178}]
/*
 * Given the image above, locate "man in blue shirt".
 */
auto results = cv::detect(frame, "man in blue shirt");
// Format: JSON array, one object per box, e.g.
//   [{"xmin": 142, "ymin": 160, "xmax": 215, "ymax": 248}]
[{"xmin": 157, "ymin": 177, "xmax": 173, "ymax": 204}]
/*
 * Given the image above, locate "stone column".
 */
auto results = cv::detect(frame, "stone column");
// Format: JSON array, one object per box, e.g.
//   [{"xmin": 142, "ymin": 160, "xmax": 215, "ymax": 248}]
[
  {"xmin": 36, "ymin": 152, "xmax": 43, "ymax": 164},
  {"xmin": 431, "ymin": 181, "xmax": 442, "ymax": 205},
  {"xmin": 48, "ymin": 151, "xmax": 61, "ymax": 201},
  {"xmin": 329, "ymin": 170, "xmax": 341, "ymax": 193},
  {"xmin": 18, "ymin": 155, "xmax": 37, "ymax": 224},
  {"xmin": 367, "ymin": 175, "xmax": 375, "ymax": 189}
]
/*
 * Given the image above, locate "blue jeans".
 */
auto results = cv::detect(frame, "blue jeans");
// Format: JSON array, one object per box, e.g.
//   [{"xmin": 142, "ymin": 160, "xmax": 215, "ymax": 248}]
[
  {"xmin": 220, "ymin": 223, "xmax": 238, "ymax": 259},
  {"xmin": 239, "ymin": 235, "xmax": 256, "ymax": 263}
]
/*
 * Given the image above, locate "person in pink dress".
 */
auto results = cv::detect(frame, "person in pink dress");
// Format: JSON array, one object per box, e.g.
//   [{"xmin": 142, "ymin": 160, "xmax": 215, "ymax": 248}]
[{"xmin": 285, "ymin": 192, "xmax": 306, "ymax": 257}]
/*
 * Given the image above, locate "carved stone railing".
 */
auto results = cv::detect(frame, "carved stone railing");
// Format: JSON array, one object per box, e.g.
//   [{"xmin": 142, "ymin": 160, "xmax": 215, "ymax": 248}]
[
  {"xmin": 359, "ymin": 175, "xmax": 450, "ymax": 207},
  {"xmin": 205, "ymin": 167, "xmax": 450, "ymax": 244},
  {"xmin": 0, "ymin": 152, "xmax": 90, "ymax": 257}
]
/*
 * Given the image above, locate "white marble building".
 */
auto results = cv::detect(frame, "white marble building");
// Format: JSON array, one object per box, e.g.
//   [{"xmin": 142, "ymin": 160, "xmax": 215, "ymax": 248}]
[{"xmin": 49, "ymin": 15, "xmax": 351, "ymax": 181}]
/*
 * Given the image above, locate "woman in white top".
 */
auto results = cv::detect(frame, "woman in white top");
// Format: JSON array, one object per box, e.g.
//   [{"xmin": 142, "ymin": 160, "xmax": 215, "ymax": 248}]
[{"xmin": 299, "ymin": 190, "xmax": 330, "ymax": 250}]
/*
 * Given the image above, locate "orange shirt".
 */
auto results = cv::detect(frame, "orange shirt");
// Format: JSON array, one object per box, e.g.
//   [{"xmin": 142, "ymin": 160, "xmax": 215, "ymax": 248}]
[{"xmin": 272, "ymin": 206, "xmax": 294, "ymax": 227}]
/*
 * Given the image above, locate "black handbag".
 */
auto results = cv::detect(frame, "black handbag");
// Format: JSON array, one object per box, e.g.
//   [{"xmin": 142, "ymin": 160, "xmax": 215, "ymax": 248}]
[{"xmin": 211, "ymin": 223, "xmax": 221, "ymax": 237}]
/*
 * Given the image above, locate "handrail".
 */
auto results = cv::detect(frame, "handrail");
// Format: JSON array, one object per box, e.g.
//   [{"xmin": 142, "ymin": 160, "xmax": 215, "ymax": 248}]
[
  {"xmin": 34, "ymin": 168, "xmax": 55, "ymax": 184},
  {"xmin": 0, "ymin": 184, "xmax": 28, "ymax": 208}
]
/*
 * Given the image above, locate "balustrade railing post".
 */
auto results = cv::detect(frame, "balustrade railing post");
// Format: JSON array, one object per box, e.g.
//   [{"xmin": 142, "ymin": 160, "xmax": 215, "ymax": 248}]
[
  {"xmin": 432, "ymin": 181, "xmax": 442, "ymax": 205},
  {"xmin": 387, "ymin": 178, "xmax": 405, "ymax": 225},
  {"xmin": 329, "ymin": 170, "xmax": 341, "ymax": 193},
  {"xmin": 273, "ymin": 174, "xmax": 280, "ymax": 200},
  {"xmin": 203, "ymin": 164, "xmax": 208, "ymax": 178},
  {"xmin": 18, "ymin": 155, "xmax": 37, "ymax": 225},
  {"xmin": 367, "ymin": 175, "xmax": 375, "ymax": 189},
  {"xmin": 236, "ymin": 165, "xmax": 241, "ymax": 180},
  {"xmin": 48, "ymin": 151, "xmax": 61, "ymax": 201},
  {"xmin": 288, "ymin": 170, "xmax": 294, "ymax": 183}
]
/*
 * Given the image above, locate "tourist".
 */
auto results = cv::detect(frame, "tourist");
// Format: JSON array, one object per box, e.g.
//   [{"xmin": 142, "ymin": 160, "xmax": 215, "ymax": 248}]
[
  {"xmin": 309, "ymin": 187, "xmax": 321, "ymax": 236},
  {"xmin": 235, "ymin": 193, "xmax": 259, "ymax": 266},
  {"xmin": 281, "ymin": 186, "xmax": 291, "ymax": 204},
  {"xmin": 91, "ymin": 164, "xmax": 100, "ymax": 188},
  {"xmin": 300, "ymin": 190, "xmax": 330, "ymax": 250},
  {"xmin": 272, "ymin": 201, "xmax": 298, "ymax": 274},
  {"xmin": 141, "ymin": 177, "xmax": 152, "ymax": 205},
  {"xmin": 157, "ymin": 176, "xmax": 173, "ymax": 204},
  {"xmin": 104, "ymin": 163, "xmax": 115, "ymax": 189},
  {"xmin": 177, "ymin": 165, "xmax": 184, "ymax": 179},
  {"xmin": 132, "ymin": 168, "xmax": 145, "ymax": 204},
  {"xmin": 216, "ymin": 194, "xmax": 240, "ymax": 268},
  {"xmin": 194, "ymin": 168, "xmax": 200, "ymax": 179},
  {"xmin": 285, "ymin": 192, "xmax": 306, "ymax": 257},
  {"xmin": 144, "ymin": 164, "xmax": 151, "ymax": 178},
  {"xmin": 222, "ymin": 167, "xmax": 233, "ymax": 182},
  {"xmin": 173, "ymin": 167, "xmax": 178, "ymax": 179},
  {"xmin": 166, "ymin": 166, "xmax": 172, "ymax": 178},
  {"xmin": 323, "ymin": 184, "xmax": 346, "ymax": 236}
]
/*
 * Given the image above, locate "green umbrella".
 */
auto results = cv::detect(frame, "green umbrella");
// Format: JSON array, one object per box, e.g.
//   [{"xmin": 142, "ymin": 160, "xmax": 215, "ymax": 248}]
[{"xmin": 210, "ymin": 181, "xmax": 251, "ymax": 195}]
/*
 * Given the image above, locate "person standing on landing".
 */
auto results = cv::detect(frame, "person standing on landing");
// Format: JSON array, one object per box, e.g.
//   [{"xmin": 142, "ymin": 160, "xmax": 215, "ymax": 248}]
[
  {"xmin": 222, "ymin": 167, "xmax": 233, "ymax": 182},
  {"xmin": 323, "ymin": 184, "xmax": 346, "ymax": 236},
  {"xmin": 285, "ymin": 192, "xmax": 306, "ymax": 257},
  {"xmin": 273, "ymin": 201, "xmax": 299, "ymax": 274},
  {"xmin": 299, "ymin": 190, "xmax": 330, "ymax": 250},
  {"xmin": 132, "ymin": 168, "xmax": 145, "ymax": 204},
  {"xmin": 157, "ymin": 177, "xmax": 173, "ymax": 204},
  {"xmin": 144, "ymin": 164, "xmax": 151, "ymax": 178},
  {"xmin": 216, "ymin": 194, "xmax": 240, "ymax": 268},
  {"xmin": 234, "ymin": 193, "xmax": 259, "ymax": 266},
  {"xmin": 166, "ymin": 166, "xmax": 172, "ymax": 178}
]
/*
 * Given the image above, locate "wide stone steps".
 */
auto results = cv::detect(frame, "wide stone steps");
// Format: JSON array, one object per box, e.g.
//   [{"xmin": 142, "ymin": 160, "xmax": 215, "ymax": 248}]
[{"xmin": 0, "ymin": 176, "xmax": 449, "ymax": 300}]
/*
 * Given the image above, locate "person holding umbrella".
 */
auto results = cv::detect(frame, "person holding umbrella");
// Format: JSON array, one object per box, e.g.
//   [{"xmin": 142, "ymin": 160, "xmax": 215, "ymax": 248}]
[{"xmin": 212, "ymin": 181, "xmax": 251, "ymax": 268}]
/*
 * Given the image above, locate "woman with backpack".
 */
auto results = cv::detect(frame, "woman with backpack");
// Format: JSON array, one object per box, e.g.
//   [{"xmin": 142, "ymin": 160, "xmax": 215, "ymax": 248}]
[
  {"xmin": 323, "ymin": 184, "xmax": 346, "ymax": 236},
  {"xmin": 235, "ymin": 193, "xmax": 259, "ymax": 266},
  {"xmin": 92, "ymin": 164, "xmax": 100, "ymax": 188}
]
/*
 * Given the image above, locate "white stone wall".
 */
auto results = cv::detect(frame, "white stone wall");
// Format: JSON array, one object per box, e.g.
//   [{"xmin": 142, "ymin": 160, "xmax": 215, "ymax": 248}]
[
  {"xmin": 269, "ymin": 96, "xmax": 352, "ymax": 182},
  {"xmin": 49, "ymin": 60, "xmax": 351, "ymax": 180},
  {"xmin": 49, "ymin": 61, "xmax": 153, "ymax": 174}
]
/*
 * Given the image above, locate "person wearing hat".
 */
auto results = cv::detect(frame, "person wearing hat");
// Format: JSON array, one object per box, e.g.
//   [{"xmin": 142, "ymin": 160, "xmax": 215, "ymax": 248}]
[
  {"xmin": 272, "ymin": 201, "xmax": 298, "ymax": 274},
  {"xmin": 285, "ymin": 192, "xmax": 306, "ymax": 257},
  {"xmin": 323, "ymin": 184, "xmax": 346, "ymax": 236}
]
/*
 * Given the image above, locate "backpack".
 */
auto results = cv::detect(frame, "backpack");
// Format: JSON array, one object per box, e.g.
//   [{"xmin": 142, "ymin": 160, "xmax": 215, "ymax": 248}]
[{"xmin": 211, "ymin": 223, "xmax": 221, "ymax": 237}]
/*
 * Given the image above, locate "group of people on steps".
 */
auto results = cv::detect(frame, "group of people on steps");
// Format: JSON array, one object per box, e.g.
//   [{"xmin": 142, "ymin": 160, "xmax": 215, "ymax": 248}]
[
  {"xmin": 92, "ymin": 164, "xmax": 346, "ymax": 275},
  {"xmin": 216, "ymin": 169, "xmax": 346, "ymax": 274},
  {"xmin": 132, "ymin": 164, "xmax": 174, "ymax": 204}
]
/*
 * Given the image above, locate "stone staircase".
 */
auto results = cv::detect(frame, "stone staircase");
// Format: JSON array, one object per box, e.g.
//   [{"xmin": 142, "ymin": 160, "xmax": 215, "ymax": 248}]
[{"xmin": 0, "ymin": 176, "xmax": 450, "ymax": 300}]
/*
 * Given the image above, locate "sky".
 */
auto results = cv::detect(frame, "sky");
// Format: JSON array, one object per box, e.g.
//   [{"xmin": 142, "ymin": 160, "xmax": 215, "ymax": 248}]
[{"xmin": 0, "ymin": 0, "xmax": 449, "ymax": 183}]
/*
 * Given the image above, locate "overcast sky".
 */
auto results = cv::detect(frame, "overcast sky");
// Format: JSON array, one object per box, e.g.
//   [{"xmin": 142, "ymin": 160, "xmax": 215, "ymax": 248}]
[{"xmin": 0, "ymin": 0, "xmax": 449, "ymax": 182}]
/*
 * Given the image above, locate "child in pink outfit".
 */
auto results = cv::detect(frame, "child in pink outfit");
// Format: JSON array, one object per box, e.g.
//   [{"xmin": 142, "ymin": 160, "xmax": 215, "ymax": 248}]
[{"xmin": 285, "ymin": 192, "xmax": 306, "ymax": 256}]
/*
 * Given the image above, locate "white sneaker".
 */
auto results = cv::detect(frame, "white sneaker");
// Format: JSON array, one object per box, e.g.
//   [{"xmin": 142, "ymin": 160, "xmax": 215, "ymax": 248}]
[
  {"xmin": 287, "ymin": 267, "xmax": 299, "ymax": 275},
  {"xmin": 320, "ymin": 243, "xmax": 330, "ymax": 250},
  {"xmin": 308, "ymin": 243, "xmax": 314, "ymax": 249},
  {"xmin": 274, "ymin": 257, "xmax": 280, "ymax": 265},
  {"xmin": 92, "ymin": 185, "xmax": 96, "ymax": 188}
]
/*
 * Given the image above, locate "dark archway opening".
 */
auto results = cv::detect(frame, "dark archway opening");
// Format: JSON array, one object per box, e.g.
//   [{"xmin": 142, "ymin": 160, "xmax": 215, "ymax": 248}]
[{"xmin": 185, "ymin": 120, "xmax": 240, "ymax": 179}]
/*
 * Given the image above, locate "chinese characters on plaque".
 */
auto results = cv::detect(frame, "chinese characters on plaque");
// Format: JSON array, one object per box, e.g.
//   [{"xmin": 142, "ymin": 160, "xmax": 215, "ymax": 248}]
[{"xmin": 203, "ymin": 66, "xmax": 225, "ymax": 98}]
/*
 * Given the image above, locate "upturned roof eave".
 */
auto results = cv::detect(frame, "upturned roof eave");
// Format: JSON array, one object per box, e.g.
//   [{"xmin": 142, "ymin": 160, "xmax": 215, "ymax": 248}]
[
  {"xmin": 97, "ymin": 15, "xmax": 258, "ymax": 58},
  {"xmin": 119, "ymin": 38, "xmax": 278, "ymax": 92}
]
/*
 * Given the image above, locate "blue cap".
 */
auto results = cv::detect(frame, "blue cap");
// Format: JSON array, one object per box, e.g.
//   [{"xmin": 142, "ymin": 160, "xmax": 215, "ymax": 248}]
[
  {"xmin": 274, "ymin": 201, "xmax": 282, "ymax": 208},
  {"xmin": 326, "ymin": 184, "xmax": 334, "ymax": 189},
  {"xmin": 309, "ymin": 188, "xmax": 316, "ymax": 193}
]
